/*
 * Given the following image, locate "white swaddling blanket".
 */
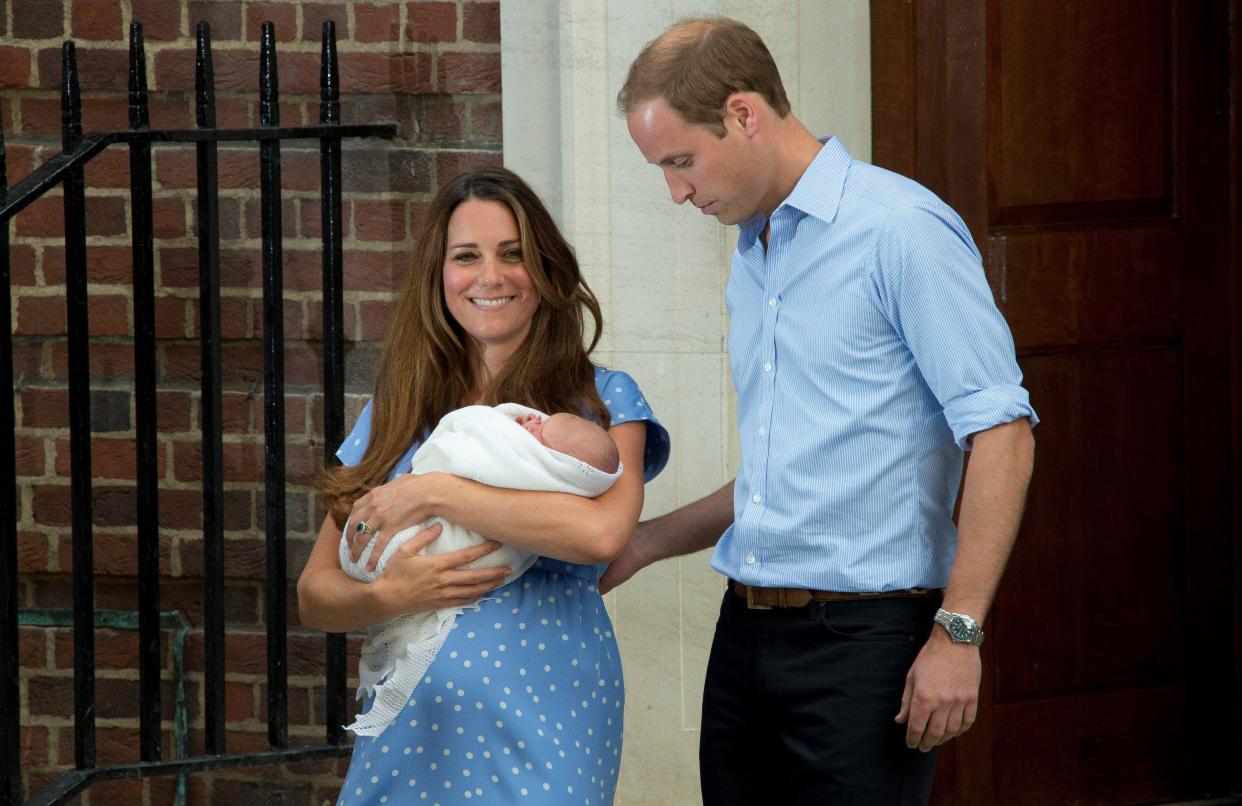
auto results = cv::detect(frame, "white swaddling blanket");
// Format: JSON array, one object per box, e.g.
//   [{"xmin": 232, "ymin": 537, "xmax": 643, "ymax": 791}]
[{"xmin": 339, "ymin": 402, "xmax": 622, "ymax": 736}]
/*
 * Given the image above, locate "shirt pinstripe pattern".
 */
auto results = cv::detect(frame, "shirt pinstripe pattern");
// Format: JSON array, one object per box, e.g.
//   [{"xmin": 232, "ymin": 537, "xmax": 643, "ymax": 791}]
[{"xmin": 714, "ymin": 137, "xmax": 1038, "ymax": 592}]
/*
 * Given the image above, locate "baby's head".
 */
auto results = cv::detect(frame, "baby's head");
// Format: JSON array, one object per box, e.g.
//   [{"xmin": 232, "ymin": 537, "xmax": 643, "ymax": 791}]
[{"xmin": 520, "ymin": 412, "xmax": 620, "ymax": 474}]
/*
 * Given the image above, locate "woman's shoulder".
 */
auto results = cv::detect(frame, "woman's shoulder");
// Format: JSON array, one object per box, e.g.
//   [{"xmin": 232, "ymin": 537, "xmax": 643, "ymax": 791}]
[
  {"xmin": 593, "ymin": 365, "xmax": 642, "ymax": 397},
  {"xmin": 336, "ymin": 399, "xmax": 375, "ymax": 468},
  {"xmin": 592, "ymin": 365, "xmax": 670, "ymax": 482},
  {"xmin": 592, "ymin": 366, "xmax": 650, "ymax": 418}
]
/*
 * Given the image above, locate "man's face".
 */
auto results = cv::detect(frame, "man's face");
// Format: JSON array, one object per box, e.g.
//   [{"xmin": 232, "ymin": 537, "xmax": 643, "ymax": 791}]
[{"xmin": 626, "ymin": 97, "xmax": 761, "ymax": 226}]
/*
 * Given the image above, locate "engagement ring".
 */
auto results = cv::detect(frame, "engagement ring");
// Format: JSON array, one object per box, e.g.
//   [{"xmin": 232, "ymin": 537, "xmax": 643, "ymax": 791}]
[{"xmin": 356, "ymin": 520, "xmax": 377, "ymax": 535}]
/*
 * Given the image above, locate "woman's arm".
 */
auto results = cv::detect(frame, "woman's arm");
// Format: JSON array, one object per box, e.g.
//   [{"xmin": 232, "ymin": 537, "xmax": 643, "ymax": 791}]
[
  {"xmin": 346, "ymin": 421, "xmax": 648, "ymax": 567},
  {"xmin": 296, "ymin": 514, "xmax": 512, "ymax": 633}
]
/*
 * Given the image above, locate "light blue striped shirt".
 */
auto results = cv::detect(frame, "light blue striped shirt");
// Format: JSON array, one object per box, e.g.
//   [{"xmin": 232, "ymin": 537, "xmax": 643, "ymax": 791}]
[{"xmin": 715, "ymin": 137, "xmax": 1037, "ymax": 592}]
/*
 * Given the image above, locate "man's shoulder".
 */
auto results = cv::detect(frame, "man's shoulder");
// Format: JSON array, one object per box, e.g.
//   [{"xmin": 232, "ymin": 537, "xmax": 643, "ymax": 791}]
[
  {"xmin": 837, "ymin": 163, "xmax": 975, "ymax": 254},
  {"xmin": 845, "ymin": 162, "xmax": 938, "ymax": 202},
  {"xmin": 843, "ymin": 160, "xmax": 953, "ymax": 218}
]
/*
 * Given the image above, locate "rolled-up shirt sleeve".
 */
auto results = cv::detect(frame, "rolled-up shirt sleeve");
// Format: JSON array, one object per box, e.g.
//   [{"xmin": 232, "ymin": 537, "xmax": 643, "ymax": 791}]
[{"xmin": 871, "ymin": 203, "xmax": 1038, "ymax": 448}]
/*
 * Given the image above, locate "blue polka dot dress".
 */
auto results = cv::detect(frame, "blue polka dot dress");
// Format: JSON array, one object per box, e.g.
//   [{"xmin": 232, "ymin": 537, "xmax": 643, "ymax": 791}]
[{"xmin": 335, "ymin": 368, "xmax": 670, "ymax": 805}]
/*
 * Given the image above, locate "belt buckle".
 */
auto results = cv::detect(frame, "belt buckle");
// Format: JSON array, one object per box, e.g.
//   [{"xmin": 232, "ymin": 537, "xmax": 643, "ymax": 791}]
[{"xmin": 745, "ymin": 586, "xmax": 771, "ymax": 610}]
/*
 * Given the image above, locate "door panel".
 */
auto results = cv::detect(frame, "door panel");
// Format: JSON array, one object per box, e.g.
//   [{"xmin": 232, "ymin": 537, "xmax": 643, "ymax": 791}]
[
  {"xmin": 997, "ymin": 349, "xmax": 1182, "ymax": 703},
  {"xmin": 993, "ymin": 685, "xmax": 1187, "ymax": 805},
  {"xmin": 994, "ymin": 1, "xmax": 1169, "ymax": 212},
  {"xmin": 987, "ymin": 226, "xmax": 1179, "ymax": 349},
  {"xmin": 871, "ymin": 0, "xmax": 1237, "ymax": 802}
]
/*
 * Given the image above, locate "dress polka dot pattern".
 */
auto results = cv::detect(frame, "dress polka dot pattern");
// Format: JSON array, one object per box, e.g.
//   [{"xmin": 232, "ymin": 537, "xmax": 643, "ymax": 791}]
[{"xmin": 335, "ymin": 368, "xmax": 669, "ymax": 805}]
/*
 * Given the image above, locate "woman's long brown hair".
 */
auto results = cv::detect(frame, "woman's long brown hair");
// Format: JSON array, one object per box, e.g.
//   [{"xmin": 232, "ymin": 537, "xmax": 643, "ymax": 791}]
[{"xmin": 319, "ymin": 167, "xmax": 609, "ymax": 526}]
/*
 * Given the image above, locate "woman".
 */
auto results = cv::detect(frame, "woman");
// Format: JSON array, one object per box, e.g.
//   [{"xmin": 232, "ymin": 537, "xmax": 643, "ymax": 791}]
[{"xmin": 296, "ymin": 167, "xmax": 670, "ymax": 805}]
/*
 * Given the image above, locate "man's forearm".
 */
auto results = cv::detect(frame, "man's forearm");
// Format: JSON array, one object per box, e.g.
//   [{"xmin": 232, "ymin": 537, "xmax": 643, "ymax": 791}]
[
  {"xmin": 898, "ymin": 419, "xmax": 1032, "ymax": 751},
  {"xmin": 634, "ymin": 479, "xmax": 735, "ymax": 563},
  {"xmin": 941, "ymin": 419, "xmax": 1035, "ymax": 619}
]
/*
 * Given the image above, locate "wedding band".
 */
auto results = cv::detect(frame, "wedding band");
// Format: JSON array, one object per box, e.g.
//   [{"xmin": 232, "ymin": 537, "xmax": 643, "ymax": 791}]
[{"xmin": 356, "ymin": 520, "xmax": 377, "ymax": 535}]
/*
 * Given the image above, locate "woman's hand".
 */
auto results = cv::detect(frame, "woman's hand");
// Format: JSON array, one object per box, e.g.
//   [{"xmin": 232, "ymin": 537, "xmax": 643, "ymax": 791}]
[
  {"xmin": 374, "ymin": 523, "xmax": 512, "ymax": 612},
  {"xmin": 346, "ymin": 472, "xmax": 443, "ymax": 571}
]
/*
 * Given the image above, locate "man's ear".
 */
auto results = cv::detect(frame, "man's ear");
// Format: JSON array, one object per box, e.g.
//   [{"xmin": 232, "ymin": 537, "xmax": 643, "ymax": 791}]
[{"xmin": 723, "ymin": 93, "xmax": 760, "ymax": 136}]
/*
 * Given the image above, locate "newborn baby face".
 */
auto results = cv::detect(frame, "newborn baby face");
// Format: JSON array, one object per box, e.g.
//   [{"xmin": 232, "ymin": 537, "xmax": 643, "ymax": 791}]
[
  {"xmin": 515, "ymin": 412, "xmax": 588, "ymax": 448},
  {"xmin": 514, "ymin": 412, "xmax": 620, "ymax": 473}
]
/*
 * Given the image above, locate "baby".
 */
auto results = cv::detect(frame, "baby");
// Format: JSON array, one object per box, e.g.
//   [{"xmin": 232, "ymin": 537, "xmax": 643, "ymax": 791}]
[
  {"xmin": 339, "ymin": 403, "xmax": 621, "ymax": 736},
  {"xmin": 515, "ymin": 411, "xmax": 620, "ymax": 474}
]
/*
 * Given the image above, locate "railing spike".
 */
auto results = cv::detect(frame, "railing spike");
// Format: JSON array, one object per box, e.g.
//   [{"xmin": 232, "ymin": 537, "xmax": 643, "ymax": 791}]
[
  {"xmin": 128, "ymin": 23, "xmax": 150, "ymax": 130},
  {"xmin": 195, "ymin": 22, "xmax": 216, "ymax": 129},
  {"xmin": 258, "ymin": 16, "xmax": 288, "ymax": 747},
  {"xmin": 60, "ymin": 35, "xmax": 96, "ymax": 773},
  {"xmin": 127, "ymin": 16, "xmax": 161, "ymax": 765},
  {"xmin": 320, "ymin": 20, "xmax": 339, "ymax": 125},
  {"xmin": 194, "ymin": 15, "xmax": 226, "ymax": 758},
  {"xmin": 318, "ymin": 15, "xmax": 347, "ymax": 743},
  {"xmin": 260, "ymin": 21, "xmax": 279, "ymax": 128},
  {"xmin": 61, "ymin": 42, "xmax": 82, "ymax": 150}
]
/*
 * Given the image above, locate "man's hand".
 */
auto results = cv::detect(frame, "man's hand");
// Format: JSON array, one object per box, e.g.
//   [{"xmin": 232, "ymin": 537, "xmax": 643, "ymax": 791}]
[
  {"xmin": 599, "ymin": 524, "xmax": 653, "ymax": 594},
  {"xmin": 894, "ymin": 630, "xmax": 982, "ymax": 751},
  {"xmin": 598, "ymin": 479, "xmax": 735, "ymax": 594}
]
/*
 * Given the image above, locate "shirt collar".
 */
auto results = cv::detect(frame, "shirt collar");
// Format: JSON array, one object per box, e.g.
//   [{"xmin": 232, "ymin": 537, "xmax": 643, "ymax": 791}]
[{"xmin": 737, "ymin": 136, "xmax": 853, "ymax": 250}]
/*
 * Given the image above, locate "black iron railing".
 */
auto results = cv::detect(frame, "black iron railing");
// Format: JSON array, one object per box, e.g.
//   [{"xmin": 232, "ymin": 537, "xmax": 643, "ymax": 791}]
[{"xmin": 0, "ymin": 20, "xmax": 396, "ymax": 806}]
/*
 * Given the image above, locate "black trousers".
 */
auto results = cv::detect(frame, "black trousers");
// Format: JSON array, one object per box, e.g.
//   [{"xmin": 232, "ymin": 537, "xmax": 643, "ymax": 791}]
[{"xmin": 699, "ymin": 589, "xmax": 941, "ymax": 806}]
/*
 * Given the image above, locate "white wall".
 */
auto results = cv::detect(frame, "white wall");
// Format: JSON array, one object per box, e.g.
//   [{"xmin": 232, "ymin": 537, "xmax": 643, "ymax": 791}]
[{"xmin": 501, "ymin": 2, "xmax": 871, "ymax": 802}]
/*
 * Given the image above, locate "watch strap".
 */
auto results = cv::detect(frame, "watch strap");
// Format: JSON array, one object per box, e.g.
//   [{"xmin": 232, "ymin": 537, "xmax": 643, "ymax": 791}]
[{"xmin": 934, "ymin": 608, "xmax": 984, "ymax": 646}]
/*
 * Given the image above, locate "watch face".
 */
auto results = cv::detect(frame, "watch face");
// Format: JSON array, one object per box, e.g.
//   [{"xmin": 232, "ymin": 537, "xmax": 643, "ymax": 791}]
[{"xmin": 948, "ymin": 616, "xmax": 972, "ymax": 641}]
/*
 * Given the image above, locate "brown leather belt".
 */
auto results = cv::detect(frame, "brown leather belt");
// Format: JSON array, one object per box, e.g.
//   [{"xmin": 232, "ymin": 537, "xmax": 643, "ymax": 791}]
[{"xmin": 730, "ymin": 580, "xmax": 943, "ymax": 610}]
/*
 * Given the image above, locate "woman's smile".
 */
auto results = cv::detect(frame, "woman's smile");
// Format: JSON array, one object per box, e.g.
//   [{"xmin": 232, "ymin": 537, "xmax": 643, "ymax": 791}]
[{"xmin": 469, "ymin": 294, "xmax": 517, "ymax": 308}]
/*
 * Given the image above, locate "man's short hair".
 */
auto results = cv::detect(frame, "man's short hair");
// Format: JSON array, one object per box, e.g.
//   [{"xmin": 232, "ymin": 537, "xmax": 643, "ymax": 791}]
[{"xmin": 617, "ymin": 17, "xmax": 791, "ymax": 137}]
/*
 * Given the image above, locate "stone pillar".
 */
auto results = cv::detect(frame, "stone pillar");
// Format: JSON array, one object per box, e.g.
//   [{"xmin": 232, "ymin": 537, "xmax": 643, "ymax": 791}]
[{"xmin": 501, "ymin": 4, "xmax": 870, "ymax": 802}]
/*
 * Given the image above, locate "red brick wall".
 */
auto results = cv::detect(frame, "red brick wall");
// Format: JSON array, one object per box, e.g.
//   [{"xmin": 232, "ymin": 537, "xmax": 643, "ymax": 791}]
[{"xmin": 3, "ymin": 1, "xmax": 502, "ymax": 802}]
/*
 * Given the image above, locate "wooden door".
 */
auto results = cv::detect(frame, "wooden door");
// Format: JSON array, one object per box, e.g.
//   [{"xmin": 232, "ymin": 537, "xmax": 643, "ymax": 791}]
[{"xmin": 871, "ymin": 1, "xmax": 1240, "ymax": 803}]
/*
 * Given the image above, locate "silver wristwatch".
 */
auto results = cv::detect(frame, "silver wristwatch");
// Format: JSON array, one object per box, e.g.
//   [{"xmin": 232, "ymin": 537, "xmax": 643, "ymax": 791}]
[{"xmin": 934, "ymin": 608, "xmax": 984, "ymax": 645}]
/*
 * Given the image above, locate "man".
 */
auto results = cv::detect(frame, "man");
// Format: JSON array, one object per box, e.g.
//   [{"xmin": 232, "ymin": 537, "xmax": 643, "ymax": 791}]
[{"xmin": 603, "ymin": 17, "xmax": 1037, "ymax": 805}]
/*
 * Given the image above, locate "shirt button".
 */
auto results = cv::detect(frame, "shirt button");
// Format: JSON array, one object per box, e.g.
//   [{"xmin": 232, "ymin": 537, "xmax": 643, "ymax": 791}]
[
  {"xmin": 768, "ymin": 298, "xmax": 777, "ymax": 307},
  {"xmin": 745, "ymin": 553, "xmax": 756, "ymax": 565},
  {"xmin": 757, "ymin": 426, "xmax": 767, "ymax": 437},
  {"xmin": 751, "ymin": 493, "xmax": 762, "ymax": 504},
  {"xmin": 763, "ymin": 362, "xmax": 773, "ymax": 373}
]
